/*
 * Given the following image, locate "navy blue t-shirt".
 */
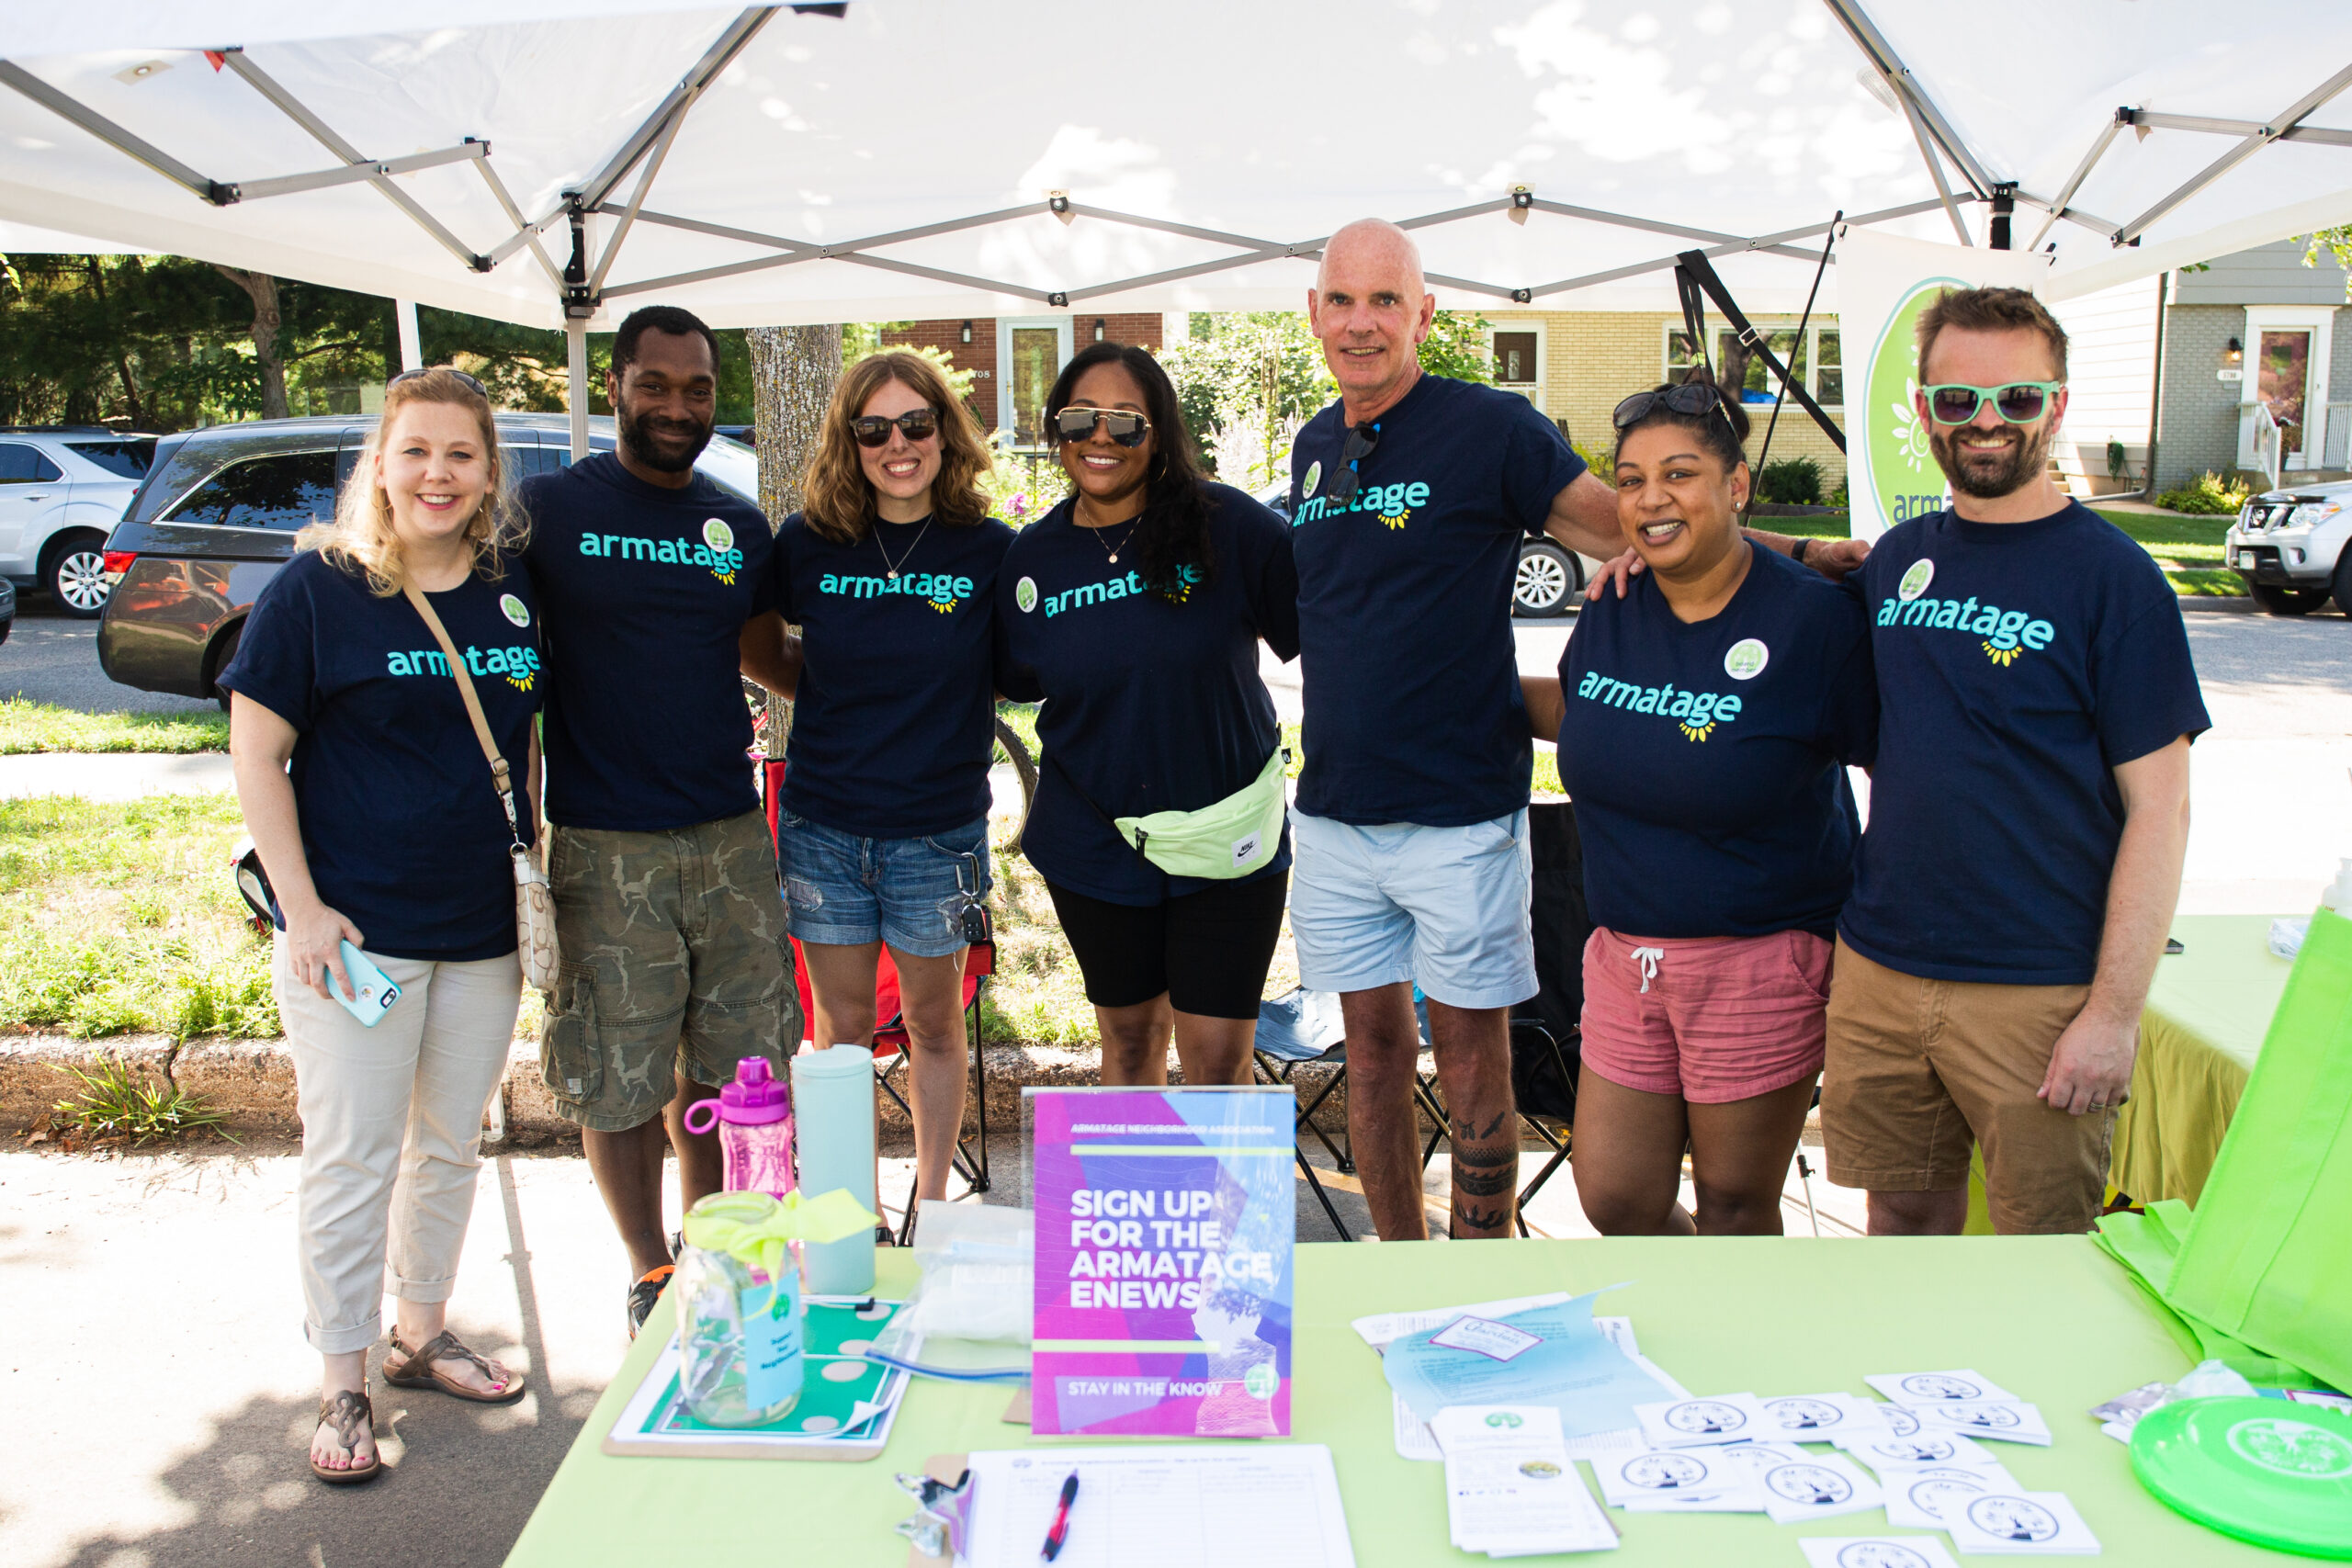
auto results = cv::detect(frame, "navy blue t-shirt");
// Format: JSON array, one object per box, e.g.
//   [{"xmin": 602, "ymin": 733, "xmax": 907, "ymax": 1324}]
[
  {"xmin": 1557, "ymin": 542, "xmax": 1877, "ymax": 941},
  {"xmin": 995, "ymin": 484, "xmax": 1300, "ymax": 906},
  {"xmin": 218, "ymin": 549, "xmax": 542, "ymax": 962},
  {"xmin": 1287, "ymin": 374, "xmax": 1584, "ymax": 827},
  {"xmin": 774, "ymin": 512, "xmax": 1014, "ymax": 838},
  {"xmin": 1842, "ymin": 502, "xmax": 2211, "ymax": 985},
  {"xmin": 519, "ymin": 453, "xmax": 775, "ymax": 831}
]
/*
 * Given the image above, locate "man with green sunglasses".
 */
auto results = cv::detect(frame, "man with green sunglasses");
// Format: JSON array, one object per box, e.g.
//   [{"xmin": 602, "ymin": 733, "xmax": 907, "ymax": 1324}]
[{"xmin": 1822, "ymin": 286, "xmax": 2209, "ymax": 1238}]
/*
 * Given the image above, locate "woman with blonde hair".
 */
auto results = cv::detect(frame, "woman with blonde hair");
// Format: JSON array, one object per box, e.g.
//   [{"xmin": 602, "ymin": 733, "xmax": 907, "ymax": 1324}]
[
  {"xmin": 765, "ymin": 350, "xmax": 1012, "ymax": 1211},
  {"xmin": 221, "ymin": 367, "xmax": 538, "ymax": 1485}
]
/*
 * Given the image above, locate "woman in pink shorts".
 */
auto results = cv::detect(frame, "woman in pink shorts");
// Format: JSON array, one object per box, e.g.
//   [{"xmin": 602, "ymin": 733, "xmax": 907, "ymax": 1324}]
[{"xmin": 1522, "ymin": 373, "xmax": 1876, "ymax": 1235}]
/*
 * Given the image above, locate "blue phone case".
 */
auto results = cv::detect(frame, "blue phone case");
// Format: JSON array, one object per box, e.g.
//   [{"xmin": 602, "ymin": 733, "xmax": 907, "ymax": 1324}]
[{"xmin": 333, "ymin": 940, "xmax": 401, "ymax": 1027}]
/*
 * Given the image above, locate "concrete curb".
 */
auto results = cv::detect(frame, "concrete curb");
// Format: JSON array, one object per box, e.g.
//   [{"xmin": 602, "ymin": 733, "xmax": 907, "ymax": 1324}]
[{"xmin": 2, "ymin": 1032, "xmax": 1347, "ymax": 1143}]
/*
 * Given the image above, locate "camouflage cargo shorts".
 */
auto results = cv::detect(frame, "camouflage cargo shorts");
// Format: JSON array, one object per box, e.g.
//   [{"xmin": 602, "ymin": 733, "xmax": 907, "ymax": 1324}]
[{"xmin": 539, "ymin": 808, "xmax": 801, "ymax": 1133}]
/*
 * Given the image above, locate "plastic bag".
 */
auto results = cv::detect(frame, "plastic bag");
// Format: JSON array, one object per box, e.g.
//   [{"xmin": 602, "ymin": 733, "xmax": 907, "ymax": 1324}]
[{"xmin": 867, "ymin": 1204, "xmax": 1033, "ymax": 1382}]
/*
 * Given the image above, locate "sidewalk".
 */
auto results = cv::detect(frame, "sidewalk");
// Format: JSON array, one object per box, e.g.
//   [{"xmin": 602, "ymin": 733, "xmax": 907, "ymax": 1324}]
[{"xmin": 0, "ymin": 751, "xmax": 234, "ymax": 801}]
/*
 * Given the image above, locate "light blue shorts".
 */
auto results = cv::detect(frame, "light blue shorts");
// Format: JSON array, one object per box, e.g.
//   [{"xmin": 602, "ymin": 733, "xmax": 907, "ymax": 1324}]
[
  {"xmin": 776, "ymin": 812, "xmax": 991, "ymax": 959},
  {"xmin": 1289, "ymin": 809, "xmax": 1536, "ymax": 1010}
]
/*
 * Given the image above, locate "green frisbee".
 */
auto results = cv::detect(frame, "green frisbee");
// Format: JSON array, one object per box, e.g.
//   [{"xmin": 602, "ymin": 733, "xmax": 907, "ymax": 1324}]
[{"xmin": 2131, "ymin": 1395, "xmax": 2352, "ymax": 1559}]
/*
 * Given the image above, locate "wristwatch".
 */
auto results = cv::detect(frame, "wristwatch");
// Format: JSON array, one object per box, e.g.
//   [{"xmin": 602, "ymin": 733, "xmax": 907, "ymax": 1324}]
[{"xmin": 1792, "ymin": 537, "xmax": 1812, "ymax": 565}]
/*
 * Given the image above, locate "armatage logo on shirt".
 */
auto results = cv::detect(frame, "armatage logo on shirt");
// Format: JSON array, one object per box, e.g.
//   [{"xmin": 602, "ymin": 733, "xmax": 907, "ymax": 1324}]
[
  {"xmin": 1576, "ymin": 670, "xmax": 1743, "ymax": 742},
  {"xmin": 575, "ymin": 517, "xmax": 745, "ymax": 583},
  {"xmin": 1022, "ymin": 564, "xmax": 1200, "ymax": 617},
  {"xmin": 387, "ymin": 643, "xmax": 542, "ymax": 692},
  {"xmin": 1879, "ymin": 558, "xmax": 2055, "ymax": 669},
  {"xmin": 1291, "ymin": 479, "xmax": 1429, "ymax": 531},
  {"xmin": 816, "ymin": 570, "xmax": 975, "ymax": 613}
]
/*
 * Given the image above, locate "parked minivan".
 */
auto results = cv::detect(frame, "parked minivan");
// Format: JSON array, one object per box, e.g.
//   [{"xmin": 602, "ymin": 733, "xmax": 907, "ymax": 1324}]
[{"xmin": 96, "ymin": 414, "xmax": 759, "ymax": 704}]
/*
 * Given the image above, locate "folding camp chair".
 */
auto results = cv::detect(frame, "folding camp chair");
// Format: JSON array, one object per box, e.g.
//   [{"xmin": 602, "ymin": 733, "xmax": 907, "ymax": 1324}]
[{"xmin": 763, "ymin": 758, "xmax": 996, "ymax": 1246}]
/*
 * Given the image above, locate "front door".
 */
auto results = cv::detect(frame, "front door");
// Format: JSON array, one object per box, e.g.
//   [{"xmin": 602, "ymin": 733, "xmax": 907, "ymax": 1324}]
[
  {"xmin": 997, "ymin": 317, "xmax": 1074, "ymax": 448},
  {"xmin": 2257, "ymin": 329, "xmax": 2312, "ymax": 465}
]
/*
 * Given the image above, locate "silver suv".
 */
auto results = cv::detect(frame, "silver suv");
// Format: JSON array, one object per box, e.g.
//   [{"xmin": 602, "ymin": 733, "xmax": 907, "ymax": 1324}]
[
  {"xmin": 0, "ymin": 427, "xmax": 157, "ymax": 617},
  {"xmin": 2227, "ymin": 481, "xmax": 2352, "ymax": 615}
]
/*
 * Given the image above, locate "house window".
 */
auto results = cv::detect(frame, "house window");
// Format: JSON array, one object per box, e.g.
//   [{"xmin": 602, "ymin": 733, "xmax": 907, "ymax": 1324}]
[{"xmin": 1665, "ymin": 324, "xmax": 1842, "ymax": 408}]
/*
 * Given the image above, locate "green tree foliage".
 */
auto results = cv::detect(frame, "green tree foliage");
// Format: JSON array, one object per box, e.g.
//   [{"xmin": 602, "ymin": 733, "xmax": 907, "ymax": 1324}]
[
  {"xmin": 1160, "ymin": 310, "xmax": 1491, "ymax": 487},
  {"xmin": 2302, "ymin": 227, "xmax": 2352, "ymax": 301}
]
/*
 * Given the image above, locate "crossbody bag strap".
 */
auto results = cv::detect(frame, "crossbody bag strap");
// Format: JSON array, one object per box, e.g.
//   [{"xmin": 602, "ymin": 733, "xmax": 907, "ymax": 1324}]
[{"xmin": 401, "ymin": 582, "xmax": 525, "ymax": 848}]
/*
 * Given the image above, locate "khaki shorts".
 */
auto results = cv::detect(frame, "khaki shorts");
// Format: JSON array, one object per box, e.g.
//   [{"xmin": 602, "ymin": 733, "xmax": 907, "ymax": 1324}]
[
  {"xmin": 1822, "ymin": 939, "xmax": 2112, "ymax": 1235},
  {"xmin": 540, "ymin": 809, "xmax": 799, "ymax": 1133}
]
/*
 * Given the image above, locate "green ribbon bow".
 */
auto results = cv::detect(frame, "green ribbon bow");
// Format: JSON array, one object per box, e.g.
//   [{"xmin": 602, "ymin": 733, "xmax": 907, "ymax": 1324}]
[{"xmin": 681, "ymin": 1188, "xmax": 879, "ymax": 1290}]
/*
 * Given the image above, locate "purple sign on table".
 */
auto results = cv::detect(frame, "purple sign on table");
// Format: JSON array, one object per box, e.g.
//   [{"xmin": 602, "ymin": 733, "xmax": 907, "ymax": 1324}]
[{"xmin": 1029, "ymin": 1087, "xmax": 1294, "ymax": 1438}]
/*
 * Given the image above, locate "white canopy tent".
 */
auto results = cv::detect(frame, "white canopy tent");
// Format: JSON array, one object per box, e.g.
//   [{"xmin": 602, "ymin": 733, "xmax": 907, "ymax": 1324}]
[{"xmin": 5, "ymin": 0, "xmax": 2349, "ymax": 454}]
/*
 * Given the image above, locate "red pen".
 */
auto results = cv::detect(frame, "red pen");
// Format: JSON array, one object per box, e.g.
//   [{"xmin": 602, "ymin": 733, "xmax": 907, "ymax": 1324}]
[{"xmin": 1039, "ymin": 1469, "xmax": 1080, "ymax": 1562}]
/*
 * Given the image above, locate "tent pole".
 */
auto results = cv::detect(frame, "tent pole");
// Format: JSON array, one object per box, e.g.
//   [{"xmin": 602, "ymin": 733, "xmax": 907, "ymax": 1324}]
[
  {"xmin": 2027, "ymin": 113, "xmax": 2127, "ymax": 251},
  {"xmin": 396, "ymin": 301, "xmax": 424, "ymax": 372},
  {"xmin": 1899, "ymin": 93, "xmax": 1973, "ymax": 246},
  {"xmin": 2113, "ymin": 60, "xmax": 2352, "ymax": 245},
  {"xmin": 567, "ymin": 321, "xmax": 591, "ymax": 467},
  {"xmin": 0, "ymin": 62, "xmax": 223, "ymax": 202},
  {"xmin": 1819, "ymin": 0, "xmax": 1994, "ymax": 196}
]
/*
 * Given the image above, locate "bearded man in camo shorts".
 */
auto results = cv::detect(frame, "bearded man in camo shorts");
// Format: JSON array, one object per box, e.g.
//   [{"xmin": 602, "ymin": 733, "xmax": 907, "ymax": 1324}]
[{"xmin": 521, "ymin": 305, "xmax": 805, "ymax": 1334}]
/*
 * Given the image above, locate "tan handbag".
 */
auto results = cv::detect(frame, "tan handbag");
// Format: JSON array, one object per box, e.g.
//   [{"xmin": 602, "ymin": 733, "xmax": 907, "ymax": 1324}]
[{"xmin": 402, "ymin": 583, "xmax": 560, "ymax": 992}]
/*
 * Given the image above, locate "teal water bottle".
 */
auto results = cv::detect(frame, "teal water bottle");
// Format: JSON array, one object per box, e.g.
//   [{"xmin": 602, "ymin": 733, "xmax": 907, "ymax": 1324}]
[{"xmin": 791, "ymin": 1045, "xmax": 877, "ymax": 1294}]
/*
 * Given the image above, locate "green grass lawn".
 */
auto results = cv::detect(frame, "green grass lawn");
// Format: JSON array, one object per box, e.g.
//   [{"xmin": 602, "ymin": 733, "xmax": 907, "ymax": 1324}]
[
  {"xmin": 1759, "ymin": 508, "xmax": 2242, "ymax": 595},
  {"xmin": 0, "ymin": 794, "xmax": 276, "ymax": 1040},
  {"xmin": 0, "ymin": 698, "xmax": 230, "ymax": 754}
]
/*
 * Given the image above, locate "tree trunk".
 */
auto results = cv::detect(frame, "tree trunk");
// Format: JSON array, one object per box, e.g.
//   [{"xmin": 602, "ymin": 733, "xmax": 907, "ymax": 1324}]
[
  {"xmin": 747, "ymin": 322, "xmax": 842, "ymax": 757},
  {"xmin": 212, "ymin": 265, "xmax": 288, "ymax": 420}
]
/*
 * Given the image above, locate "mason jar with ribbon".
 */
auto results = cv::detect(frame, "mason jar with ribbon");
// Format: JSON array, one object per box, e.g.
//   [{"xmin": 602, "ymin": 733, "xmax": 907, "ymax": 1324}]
[{"xmin": 674, "ymin": 1188, "xmax": 879, "ymax": 1427}]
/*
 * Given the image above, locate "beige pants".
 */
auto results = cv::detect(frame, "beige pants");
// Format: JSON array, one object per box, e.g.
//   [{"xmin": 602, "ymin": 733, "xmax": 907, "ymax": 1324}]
[{"xmin": 277, "ymin": 940, "xmax": 522, "ymax": 1354}]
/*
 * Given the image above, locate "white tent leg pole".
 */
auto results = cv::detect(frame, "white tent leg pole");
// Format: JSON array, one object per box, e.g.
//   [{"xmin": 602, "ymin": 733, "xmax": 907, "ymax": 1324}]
[
  {"xmin": 395, "ymin": 299, "xmax": 424, "ymax": 372},
  {"xmin": 567, "ymin": 319, "xmax": 591, "ymax": 466}
]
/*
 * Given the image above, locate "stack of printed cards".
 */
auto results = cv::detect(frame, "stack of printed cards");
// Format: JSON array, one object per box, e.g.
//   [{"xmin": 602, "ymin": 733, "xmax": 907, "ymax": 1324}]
[
  {"xmin": 1748, "ymin": 1453, "xmax": 1884, "ymax": 1526},
  {"xmin": 1633, "ymin": 1393, "xmax": 1776, "ymax": 1449},
  {"xmin": 1880, "ymin": 1463, "xmax": 2024, "ymax": 1529},
  {"xmin": 1837, "ymin": 1424, "xmax": 2007, "ymax": 1473},
  {"xmin": 1938, "ymin": 1492, "xmax": 2102, "ymax": 1554},
  {"xmin": 1430, "ymin": 1405, "xmax": 1619, "ymax": 1557},
  {"xmin": 1761, "ymin": 1392, "xmax": 1904, "ymax": 1441},
  {"xmin": 1802, "ymin": 1539, "xmax": 1964, "ymax": 1568},
  {"xmin": 1868, "ymin": 1371, "xmax": 2053, "ymax": 1447}
]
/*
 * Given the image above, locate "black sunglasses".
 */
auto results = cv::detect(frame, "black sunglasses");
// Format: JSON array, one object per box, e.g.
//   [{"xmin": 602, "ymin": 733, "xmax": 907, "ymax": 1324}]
[
  {"xmin": 1611, "ymin": 380, "xmax": 1735, "ymax": 431},
  {"xmin": 1324, "ymin": 422, "xmax": 1381, "ymax": 506},
  {"xmin": 1054, "ymin": 406, "xmax": 1150, "ymax": 448},
  {"xmin": 388, "ymin": 367, "xmax": 488, "ymax": 397},
  {"xmin": 851, "ymin": 408, "xmax": 941, "ymax": 447}
]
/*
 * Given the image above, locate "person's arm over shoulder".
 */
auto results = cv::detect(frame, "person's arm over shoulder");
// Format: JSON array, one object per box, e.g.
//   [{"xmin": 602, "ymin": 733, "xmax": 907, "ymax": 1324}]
[
  {"xmin": 1815, "ymin": 585, "xmax": 1880, "ymax": 769},
  {"xmin": 992, "ymin": 541, "xmax": 1046, "ymax": 705},
  {"xmin": 1230, "ymin": 487, "xmax": 1300, "ymax": 662}
]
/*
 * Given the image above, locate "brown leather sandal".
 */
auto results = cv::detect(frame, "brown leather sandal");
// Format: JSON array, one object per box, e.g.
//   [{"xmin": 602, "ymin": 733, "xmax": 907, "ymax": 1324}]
[
  {"xmin": 384, "ymin": 1328, "xmax": 526, "ymax": 1405},
  {"xmin": 311, "ymin": 1384, "xmax": 383, "ymax": 1485}
]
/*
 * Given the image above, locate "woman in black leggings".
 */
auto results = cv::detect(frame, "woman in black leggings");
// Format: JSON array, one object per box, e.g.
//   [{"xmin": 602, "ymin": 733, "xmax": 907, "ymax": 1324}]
[{"xmin": 995, "ymin": 343, "xmax": 1299, "ymax": 1085}]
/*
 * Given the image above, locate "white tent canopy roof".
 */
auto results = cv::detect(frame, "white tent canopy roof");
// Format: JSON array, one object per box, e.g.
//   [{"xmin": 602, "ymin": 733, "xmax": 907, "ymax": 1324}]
[{"xmin": 3, "ymin": 1, "xmax": 2349, "ymax": 331}]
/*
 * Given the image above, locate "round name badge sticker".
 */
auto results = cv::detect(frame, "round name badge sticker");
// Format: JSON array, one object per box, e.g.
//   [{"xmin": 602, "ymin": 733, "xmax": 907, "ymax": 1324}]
[
  {"xmin": 703, "ymin": 518, "xmax": 735, "ymax": 555},
  {"xmin": 1486, "ymin": 1411, "xmax": 1523, "ymax": 1429},
  {"xmin": 1767, "ymin": 1396, "xmax": 1841, "ymax": 1430},
  {"xmin": 1015, "ymin": 576, "xmax": 1038, "ymax": 614},
  {"xmin": 1965, "ymin": 1495, "xmax": 2061, "ymax": 1543},
  {"xmin": 1897, "ymin": 558, "xmax": 1935, "ymax": 602},
  {"xmin": 1623, "ymin": 1452, "xmax": 1709, "ymax": 1491},
  {"xmin": 1765, "ymin": 1463, "xmax": 1853, "ymax": 1506},
  {"xmin": 1302, "ymin": 460, "xmax": 1321, "ymax": 498},
  {"xmin": 499, "ymin": 592, "xmax": 530, "ymax": 627},
  {"xmin": 1666, "ymin": 1399, "xmax": 1749, "ymax": 1437},
  {"xmin": 1724, "ymin": 637, "xmax": 1770, "ymax": 680},
  {"xmin": 1836, "ymin": 1545, "xmax": 1936, "ymax": 1568}
]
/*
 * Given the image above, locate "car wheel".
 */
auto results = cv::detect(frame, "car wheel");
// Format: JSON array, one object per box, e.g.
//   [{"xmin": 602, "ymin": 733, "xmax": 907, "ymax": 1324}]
[
  {"xmin": 1514, "ymin": 540, "xmax": 1579, "ymax": 618},
  {"xmin": 2250, "ymin": 583, "xmax": 2329, "ymax": 615},
  {"xmin": 208, "ymin": 623, "xmax": 243, "ymax": 712},
  {"xmin": 2335, "ymin": 553, "xmax": 2352, "ymax": 620},
  {"xmin": 42, "ymin": 531, "xmax": 113, "ymax": 619}
]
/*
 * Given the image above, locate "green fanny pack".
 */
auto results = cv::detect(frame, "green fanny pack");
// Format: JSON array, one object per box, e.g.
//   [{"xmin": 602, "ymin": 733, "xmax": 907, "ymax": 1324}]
[{"xmin": 1050, "ymin": 748, "xmax": 1289, "ymax": 881}]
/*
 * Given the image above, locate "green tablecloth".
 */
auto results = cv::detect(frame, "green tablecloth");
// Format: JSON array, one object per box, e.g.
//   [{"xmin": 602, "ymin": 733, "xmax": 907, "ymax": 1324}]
[
  {"xmin": 506, "ymin": 1236, "xmax": 2287, "ymax": 1566},
  {"xmin": 2115, "ymin": 915, "xmax": 2296, "ymax": 1205}
]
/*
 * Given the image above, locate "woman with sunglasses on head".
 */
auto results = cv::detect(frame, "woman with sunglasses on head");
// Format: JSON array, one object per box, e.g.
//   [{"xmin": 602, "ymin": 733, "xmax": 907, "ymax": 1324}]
[
  {"xmin": 220, "ymin": 367, "xmax": 536, "ymax": 1485},
  {"xmin": 1520, "ymin": 373, "xmax": 1877, "ymax": 1237},
  {"xmin": 766, "ymin": 351, "xmax": 1012, "ymax": 1210},
  {"xmin": 994, "ymin": 343, "xmax": 1300, "ymax": 1088}
]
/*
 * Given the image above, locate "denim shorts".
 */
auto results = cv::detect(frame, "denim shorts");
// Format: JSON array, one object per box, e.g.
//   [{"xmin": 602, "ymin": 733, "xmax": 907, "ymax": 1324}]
[
  {"xmin": 1289, "ymin": 808, "xmax": 1536, "ymax": 1010},
  {"xmin": 776, "ymin": 812, "xmax": 991, "ymax": 958}
]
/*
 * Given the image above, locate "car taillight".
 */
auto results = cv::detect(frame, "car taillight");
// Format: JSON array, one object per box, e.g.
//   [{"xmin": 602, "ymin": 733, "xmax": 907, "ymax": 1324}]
[{"xmin": 102, "ymin": 551, "xmax": 136, "ymax": 577}]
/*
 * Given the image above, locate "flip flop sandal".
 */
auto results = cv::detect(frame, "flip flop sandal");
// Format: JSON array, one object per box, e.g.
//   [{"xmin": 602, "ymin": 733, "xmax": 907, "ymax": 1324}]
[
  {"xmin": 385, "ymin": 1328, "xmax": 527, "ymax": 1405},
  {"xmin": 311, "ymin": 1384, "xmax": 383, "ymax": 1485}
]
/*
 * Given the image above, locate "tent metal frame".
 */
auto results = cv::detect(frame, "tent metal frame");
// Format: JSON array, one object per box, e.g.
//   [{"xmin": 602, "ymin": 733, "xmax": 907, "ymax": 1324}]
[{"xmin": 3, "ymin": 0, "xmax": 2346, "ymax": 457}]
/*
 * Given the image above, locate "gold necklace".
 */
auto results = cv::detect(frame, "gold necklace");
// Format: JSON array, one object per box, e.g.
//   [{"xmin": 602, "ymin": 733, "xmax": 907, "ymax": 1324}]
[
  {"xmin": 873, "ymin": 514, "xmax": 932, "ymax": 581},
  {"xmin": 1077, "ymin": 502, "xmax": 1141, "ymax": 565}
]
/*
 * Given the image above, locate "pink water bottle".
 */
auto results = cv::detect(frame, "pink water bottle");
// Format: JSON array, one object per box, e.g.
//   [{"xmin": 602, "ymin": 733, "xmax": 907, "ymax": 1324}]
[{"xmin": 683, "ymin": 1057, "xmax": 797, "ymax": 1201}]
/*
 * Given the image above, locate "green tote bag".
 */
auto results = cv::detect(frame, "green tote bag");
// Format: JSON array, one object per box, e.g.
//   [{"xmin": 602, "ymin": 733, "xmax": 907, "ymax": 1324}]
[{"xmin": 2163, "ymin": 907, "xmax": 2352, "ymax": 1395}]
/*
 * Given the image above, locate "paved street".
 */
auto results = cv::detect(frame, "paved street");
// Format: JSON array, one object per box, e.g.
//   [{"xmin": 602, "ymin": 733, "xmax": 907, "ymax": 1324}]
[{"xmin": 0, "ymin": 615, "xmax": 218, "ymax": 715}]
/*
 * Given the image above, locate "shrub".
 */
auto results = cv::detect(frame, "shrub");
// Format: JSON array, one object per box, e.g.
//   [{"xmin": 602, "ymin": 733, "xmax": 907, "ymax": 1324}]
[
  {"xmin": 2154, "ymin": 471, "xmax": 2252, "ymax": 516},
  {"xmin": 1756, "ymin": 456, "xmax": 1825, "ymax": 505}
]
